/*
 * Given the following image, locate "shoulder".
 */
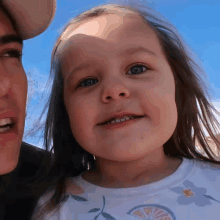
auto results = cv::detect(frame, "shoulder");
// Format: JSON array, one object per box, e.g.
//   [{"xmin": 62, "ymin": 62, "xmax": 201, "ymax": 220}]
[
  {"xmin": 32, "ymin": 176, "xmax": 84, "ymax": 219},
  {"xmin": 65, "ymin": 177, "xmax": 85, "ymax": 195},
  {"xmin": 37, "ymin": 188, "xmax": 55, "ymax": 207},
  {"xmin": 0, "ymin": 143, "xmax": 50, "ymax": 219},
  {"xmin": 193, "ymin": 158, "xmax": 220, "ymax": 170},
  {"xmin": 32, "ymin": 178, "xmax": 84, "ymax": 220},
  {"xmin": 19, "ymin": 142, "xmax": 48, "ymax": 167},
  {"xmin": 189, "ymin": 157, "xmax": 220, "ymax": 182},
  {"xmin": 31, "ymin": 188, "xmax": 56, "ymax": 220},
  {"xmin": 15, "ymin": 142, "xmax": 49, "ymax": 179}
]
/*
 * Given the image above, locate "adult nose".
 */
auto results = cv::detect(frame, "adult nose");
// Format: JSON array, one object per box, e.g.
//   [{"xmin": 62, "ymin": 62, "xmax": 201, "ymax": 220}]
[
  {"xmin": 0, "ymin": 76, "xmax": 10, "ymax": 97},
  {"xmin": 101, "ymin": 79, "xmax": 130, "ymax": 103}
]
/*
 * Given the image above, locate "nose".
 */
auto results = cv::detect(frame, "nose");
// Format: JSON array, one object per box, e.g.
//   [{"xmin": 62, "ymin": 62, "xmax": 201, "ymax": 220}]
[
  {"xmin": 101, "ymin": 80, "xmax": 130, "ymax": 102},
  {"xmin": 0, "ymin": 76, "xmax": 10, "ymax": 97}
]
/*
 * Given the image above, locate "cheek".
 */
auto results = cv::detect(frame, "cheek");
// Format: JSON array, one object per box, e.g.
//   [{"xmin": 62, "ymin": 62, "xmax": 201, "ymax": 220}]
[
  {"xmin": 65, "ymin": 90, "xmax": 99, "ymax": 121},
  {"xmin": 3, "ymin": 59, "xmax": 23, "ymax": 72},
  {"xmin": 142, "ymin": 92, "xmax": 177, "ymax": 145},
  {"xmin": 142, "ymin": 75, "xmax": 177, "ymax": 129},
  {"xmin": 155, "ymin": 93, "xmax": 177, "ymax": 135},
  {"xmin": 15, "ymin": 70, "xmax": 28, "ymax": 106},
  {"xmin": 2, "ymin": 61, "xmax": 28, "ymax": 103},
  {"xmin": 65, "ymin": 96, "xmax": 94, "ymax": 132}
]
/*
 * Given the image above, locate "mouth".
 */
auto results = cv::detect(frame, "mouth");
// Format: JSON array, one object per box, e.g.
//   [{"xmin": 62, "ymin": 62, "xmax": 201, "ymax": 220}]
[
  {"xmin": 99, "ymin": 115, "xmax": 144, "ymax": 126},
  {"xmin": 0, "ymin": 122, "xmax": 16, "ymax": 133},
  {"xmin": 99, "ymin": 115, "xmax": 145, "ymax": 129}
]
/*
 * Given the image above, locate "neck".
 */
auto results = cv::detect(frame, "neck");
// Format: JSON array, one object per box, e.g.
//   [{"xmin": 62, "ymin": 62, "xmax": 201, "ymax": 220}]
[{"xmin": 82, "ymin": 149, "xmax": 182, "ymax": 188}]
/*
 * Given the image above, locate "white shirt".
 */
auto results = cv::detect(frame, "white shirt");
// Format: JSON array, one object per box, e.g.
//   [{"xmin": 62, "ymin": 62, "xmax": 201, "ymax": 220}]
[{"xmin": 32, "ymin": 157, "xmax": 220, "ymax": 220}]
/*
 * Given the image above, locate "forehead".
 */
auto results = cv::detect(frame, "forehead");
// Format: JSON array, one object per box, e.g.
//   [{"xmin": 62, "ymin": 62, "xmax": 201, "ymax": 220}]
[
  {"xmin": 0, "ymin": 8, "xmax": 16, "ymax": 35},
  {"xmin": 57, "ymin": 12, "xmax": 163, "ymax": 72}
]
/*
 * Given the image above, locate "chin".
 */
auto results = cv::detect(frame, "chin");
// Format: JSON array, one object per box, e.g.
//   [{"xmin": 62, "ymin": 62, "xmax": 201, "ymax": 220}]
[
  {"xmin": 0, "ymin": 140, "xmax": 21, "ymax": 175},
  {"xmin": 0, "ymin": 159, "xmax": 19, "ymax": 175}
]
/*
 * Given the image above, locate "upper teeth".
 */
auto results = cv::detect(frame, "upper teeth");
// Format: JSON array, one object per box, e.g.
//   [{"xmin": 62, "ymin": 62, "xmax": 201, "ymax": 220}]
[
  {"xmin": 0, "ymin": 118, "xmax": 13, "ymax": 126},
  {"xmin": 107, "ymin": 116, "xmax": 135, "ymax": 124}
]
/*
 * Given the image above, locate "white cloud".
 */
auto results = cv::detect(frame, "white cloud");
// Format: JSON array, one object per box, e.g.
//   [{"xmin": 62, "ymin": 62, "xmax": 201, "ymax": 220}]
[
  {"xmin": 23, "ymin": 114, "xmax": 46, "ymax": 149},
  {"xmin": 26, "ymin": 67, "xmax": 50, "ymax": 97},
  {"xmin": 24, "ymin": 67, "xmax": 51, "ymax": 149}
]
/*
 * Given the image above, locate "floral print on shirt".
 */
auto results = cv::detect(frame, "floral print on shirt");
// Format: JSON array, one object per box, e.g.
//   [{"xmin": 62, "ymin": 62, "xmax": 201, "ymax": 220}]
[{"xmin": 169, "ymin": 180, "xmax": 220, "ymax": 207}]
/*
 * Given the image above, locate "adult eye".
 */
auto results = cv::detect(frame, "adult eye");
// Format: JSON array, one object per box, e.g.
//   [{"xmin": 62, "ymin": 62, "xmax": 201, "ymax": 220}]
[
  {"xmin": 127, "ymin": 64, "xmax": 149, "ymax": 75},
  {"xmin": 0, "ymin": 50, "xmax": 23, "ymax": 60}
]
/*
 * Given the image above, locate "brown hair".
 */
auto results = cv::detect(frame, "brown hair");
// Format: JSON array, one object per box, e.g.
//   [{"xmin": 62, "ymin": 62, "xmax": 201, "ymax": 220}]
[{"xmin": 31, "ymin": 2, "xmax": 220, "ymax": 219}]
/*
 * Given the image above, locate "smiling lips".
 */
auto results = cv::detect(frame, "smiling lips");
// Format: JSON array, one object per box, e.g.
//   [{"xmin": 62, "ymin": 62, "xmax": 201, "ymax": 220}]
[
  {"xmin": 100, "ymin": 115, "xmax": 144, "ymax": 129},
  {"xmin": 99, "ymin": 112, "xmax": 145, "ymax": 125},
  {"xmin": 0, "ymin": 110, "xmax": 17, "ymax": 133},
  {"xmin": 104, "ymin": 115, "xmax": 143, "ymax": 125}
]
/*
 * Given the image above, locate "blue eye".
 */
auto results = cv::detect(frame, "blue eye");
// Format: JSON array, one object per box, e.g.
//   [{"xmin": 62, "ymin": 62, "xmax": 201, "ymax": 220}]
[
  {"xmin": 127, "ymin": 64, "xmax": 148, "ymax": 75},
  {"xmin": 78, "ymin": 64, "xmax": 149, "ymax": 88},
  {"xmin": 80, "ymin": 78, "xmax": 98, "ymax": 87}
]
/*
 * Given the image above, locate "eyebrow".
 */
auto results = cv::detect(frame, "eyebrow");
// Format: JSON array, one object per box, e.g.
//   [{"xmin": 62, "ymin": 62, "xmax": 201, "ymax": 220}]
[
  {"xmin": 118, "ymin": 46, "xmax": 156, "ymax": 56},
  {"xmin": 67, "ymin": 46, "xmax": 156, "ymax": 78},
  {"xmin": 0, "ymin": 34, "xmax": 23, "ymax": 46}
]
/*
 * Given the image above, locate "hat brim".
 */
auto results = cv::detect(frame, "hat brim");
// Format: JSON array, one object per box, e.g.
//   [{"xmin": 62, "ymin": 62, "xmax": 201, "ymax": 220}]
[{"xmin": 2, "ymin": 0, "xmax": 56, "ymax": 40}]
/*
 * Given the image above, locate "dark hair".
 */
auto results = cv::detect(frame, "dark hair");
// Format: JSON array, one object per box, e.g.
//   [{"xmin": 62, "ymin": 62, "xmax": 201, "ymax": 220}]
[
  {"xmin": 30, "ymin": 2, "xmax": 220, "ymax": 219},
  {"xmin": 0, "ymin": 2, "xmax": 20, "ymax": 35}
]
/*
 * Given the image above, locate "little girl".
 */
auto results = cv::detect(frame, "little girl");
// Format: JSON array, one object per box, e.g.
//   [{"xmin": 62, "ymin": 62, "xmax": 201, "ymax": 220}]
[{"xmin": 32, "ymin": 2, "xmax": 220, "ymax": 219}]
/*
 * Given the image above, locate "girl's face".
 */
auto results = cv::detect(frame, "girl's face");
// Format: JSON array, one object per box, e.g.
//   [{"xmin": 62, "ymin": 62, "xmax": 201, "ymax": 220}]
[{"xmin": 60, "ymin": 13, "xmax": 178, "ymax": 162}]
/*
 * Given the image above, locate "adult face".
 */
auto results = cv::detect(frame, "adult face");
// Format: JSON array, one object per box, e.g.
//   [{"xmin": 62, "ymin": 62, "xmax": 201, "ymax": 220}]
[
  {"xmin": 61, "ymin": 13, "xmax": 177, "ymax": 163},
  {"xmin": 0, "ymin": 8, "xmax": 27, "ymax": 175}
]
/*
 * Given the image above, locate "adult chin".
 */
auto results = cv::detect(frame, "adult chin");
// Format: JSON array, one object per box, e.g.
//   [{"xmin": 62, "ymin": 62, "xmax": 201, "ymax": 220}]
[{"xmin": 0, "ymin": 124, "xmax": 23, "ymax": 175}]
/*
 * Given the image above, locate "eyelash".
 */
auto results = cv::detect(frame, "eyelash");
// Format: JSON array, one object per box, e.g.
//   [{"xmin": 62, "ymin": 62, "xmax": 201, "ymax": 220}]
[
  {"xmin": 0, "ymin": 50, "xmax": 23, "ymax": 59},
  {"xmin": 77, "ymin": 63, "xmax": 150, "ymax": 88}
]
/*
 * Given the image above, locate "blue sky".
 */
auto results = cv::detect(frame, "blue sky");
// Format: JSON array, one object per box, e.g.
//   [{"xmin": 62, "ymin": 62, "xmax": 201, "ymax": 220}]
[{"xmin": 22, "ymin": 0, "xmax": 220, "ymax": 148}]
